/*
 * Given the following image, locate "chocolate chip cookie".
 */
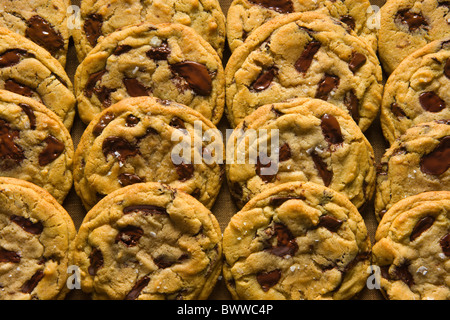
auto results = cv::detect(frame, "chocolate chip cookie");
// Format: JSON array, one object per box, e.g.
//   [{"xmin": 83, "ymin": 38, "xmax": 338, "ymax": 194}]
[
  {"xmin": 72, "ymin": 0, "xmax": 226, "ymax": 61},
  {"xmin": 222, "ymin": 181, "xmax": 371, "ymax": 300},
  {"xmin": 227, "ymin": 0, "xmax": 377, "ymax": 53},
  {"xmin": 376, "ymin": 121, "xmax": 450, "ymax": 222},
  {"xmin": 0, "ymin": 0, "xmax": 70, "ymax": 67},
  {"xmin": 0, "ymin": 177, "xmax": 76, "ymax": 300},
  {"xmin": 381, "ymin": 38, "xmax": 450, "ymax": 145},
  {"xmin": 379, "ymin": 0, "xmax": 450, "ymax": 75},
  {"xmin": 226, "ymin": 98, "xmax": 376, "ymax": 210},
  {"xmin": 74, "ymin": 22, "xmax": 225, "ymax": 126},
  {"xmin": 372, "ymin": 191, "xmax": 450, "ymax": 300},
  {"xmin": 74, "ymin": 96, "xmax": 224, "ymax": 211},
  {"xmin": 0, "ymin": 90, "xmax": 74, "ymax": 204},
  {"xmin": 225, "ymin": 11, "xmax": 383, "ymax": 130},
  {"xmin": 72, "ymin": 182, "xmax": 223, "ymax": 300},
  {"xmin": 0, "ymin": 27, "xmax": 76, "ymax": 129}
]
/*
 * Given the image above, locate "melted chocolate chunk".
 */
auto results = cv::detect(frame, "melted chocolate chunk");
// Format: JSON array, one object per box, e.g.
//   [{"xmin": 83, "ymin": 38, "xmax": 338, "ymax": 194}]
[
  {"xmin": 5, "ymin": 79, "xmax": 35, "ymax": 98},
  {"xmin": 440, "ymin": 233, "xmax": 450, "ymax": 256},
  {"xmin": 445, "ymin": 57, "xmax": 450, "ymax": 79},
  {"xmin": 315, "ymin": 74, "xmax": 340, "ymax": 101},
  {"xmin": 176, "ymin": 162, "xmax": 194, "ymax": 181},
  {"xmin": 85, "ymin": 70, "xmax": 106, "ymax": 98},
  {"xmin": 10, "ymin": 215, "xmax": 43, "ymax": 234},
  {"xmin": 419, "ymin": 91, "xmax": 446, "ymax": 112},
  {"xmin": 123, "ymin": 78, "xmax": 151, "ymax": 97},
  {"xmin": 397, "ymin": 9, "xmax": 428, "ymax": 32},
  {"xmin": 124, "ymin": 276, "xmax": 150, "ymax": 300},
  {"xmin": 0, "ymin": 119, "xmax": 24, "ymax": 169},
  {"xmin": 84, "ymin": 14, "xmax": 103, "ymax": 47},
  {"xmin": 420, "ymin": 136, "xmax": 450, "ymax": 175},
  {"xmin": 251, "ymin": 67, "xmax": 278, "ymax": 91},
  {"xmin": 248, "ymin": 0, "xmax": 293, "ymax": 13},
  {"xmin": 266, "ymin": 223, "xmax": 298, "ymax": 257},
  {"xmin": 115, "ymin": 225, "xmax": 144, "ymax": 247},
  {"xmin": 123, "ymin": 205, "xmax": 167, "ymax": 216},
  {"xmin": 321, "ymin": 114, "xmax": 343, "ymax": 145},
  {"xmin": 349, "ymin": 52, "xmax": 367, "ymax": 73},
  {"xmin": 146, "ymin": 41, "xmax": 171, "ymax": 60},
  {"xmin": 391, "ymin": 102, "xmax": 407, "ymax": 119},
  {"xmin": 102, "ymin": 136, "xmax": 140, "ymax": 164},
  {"xmin": 169, "ymin": 117, "xmax": 186, "ymax": 130},
  {"xmin": 0, "ymin": 248, "xmax": 21, "ymax": 263},
  {"xmin": 170, "ymin": 61, "xmax": 212, "ymax": 96},
  {"xmin": 309, "ymin": 148, "xmax": 333, "ymax": 187},
  {"xmin": 93, "ymin": 112, "xmax": 115, "ymax": 136},
  {"xmin": 344, "ymin": 91, "xmax": 360, "ymax": 124},
  {"xmin": 88, "ymin": 248, "xmax": 103, "ymax": 276},
  {"xmin": 118, "ymin": 173, "xmax": 144, "ymax": 186},
  {"xmin": 340, "ymin": 15, "xmax": 356, "ymax": 30},
  {"xmin": 279, "ymin": 143, "xmax": 291, "ymax": 162},
  {"xmin": 393, "ymin": 261, "xmax": 414, "ymax": 287},
  {"xmin": 0, "ymin": 49, "xmax": 33, "ymax": 68},
  {"xmin": 113, "ymin": 45, "xmax": 132, "ymax": 56},
  {"xmin": 295, "ymin": 41, "xmax": 321, "ymax": 74},
  {"xmin": 153, "ymin": 255, "xmax": 179, "ymax": 269},
  {"xmin": 39, "ymin": 135, "xmax": 65, "ymax": 166},
  {"xmin": 410, "ymin": 216, "xmax": 435, "ymax": 241},
  {"xmin": 269, "ymin": 195, "xmax": 306, "ymax": 207},
  {"xmin": 19, "ymin": 104, "xmax": 36, "ymax": 130},
  {"xmin": 256, "ymin": 156, "xmax": 276, "ymax": 183},
  {"xmin": 317, "ymin": 215, "xmax": 343, "ymax": 233},
  {"xmin": 21, "ymin": 270, "xmax": 44, "ymax": 294},
  {"xmin": 26, "ymin": 16, "xmax": 64, "ymax": 55},
  {"xmin": 256, "ymin": 269, "xmax": 281, "ymax": 292}
]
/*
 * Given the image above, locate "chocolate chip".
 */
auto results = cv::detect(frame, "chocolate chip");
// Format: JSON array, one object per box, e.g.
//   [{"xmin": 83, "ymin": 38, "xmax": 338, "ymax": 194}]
[
  {"xmin": 309, "ymin": 148, "xmax": 333, "ymax": 187},
  {"xmin": 269, "ymin": 196, "xmax": 306, "ymax": 207},
  {"xmin": 5, "ymin": 80, "xmax": 35, "ymax": 98},
  {"xmin": 321, "ymin": 114, "xmax": 343, "ymax": 145},
  {"xmin": 118, "ymin": 173, "xmax": 144, "ymax": 186},
  {"xmin": 115, "ymin": 225, "xmax": 144, "ymax": 247},
  {"xmin": 248, "ymin": 0, "xmax": 293, "ymax": 13},
  {"xmin": 315, "ymin": 74, "xmax": 340, "ymax": 101},
  {"xmin": 88, "ymin": 248, "xmax": 103, "ymax": 276},
  {"xmin": 93, "ymin": 112, "xmax": 115, "ymax": 136},
  {"xmin": 0, "ymin": 248, "xmax": 21, "ymax": 263},
  {"xmin": 10, "ymin": 215, "xmax": 43, "ymax": 234},
  {"xmin": 410, "ymin": 216, "xmax": 435, "ymax": 242},
  {"xmin": 124, "ymin": 276, "xmax": 150, "ymax": 300},
  {"xmin": 154, "ymin": 255, "xmax": 176, "ymax": 269},
  {"xmin": 113, "ymin": 45, "xmax": 132, "ymax": 56},
  {"xmin": 419, "ymin": 91, "xmax": 446, "ymax": 112},
  {"xmin": 445, "ymin": 57, "xmax": 450, "ymax": 79},
  {"xmin": 125, "ymin": 114, "xmax": 140, "ymax": 127},
  {"xmin": 84, "ymin": 14, "xmax": 103, "ymax": 47},
  {"xmin": 123, "ymin": 78, "xmax": 151, "ymax": 97},
  {"xmin": 21, "ymin": 270, "xmax": 44, "ymax": 294},
  {"xmin": 0, "ymin": 49, "xmax": 32, "ymax": 68},
  {"xmin": 266, "ymin": 223, "xmax": 298, "ymax": 257},
  {"xmin": 0, "ymin": 119, "xmax": 24, "ymax": 169},
  {"xmin": 251, "ymin": 67, "xmax": 278, "ymax": 92},
  {"xmin": 95, "ymin": 86, "xmax": 115, "ymax": 108},
  {"xmin": 102, "ymin": 136, "xmax": 140, "ymax": 164},
  {"xmin": 279, "ymin": 143, "xmax": 291, "ymax": 162},
  {"xmin": 256, "ymin": 156, "xmax": 276, "ymax": 183},
  {"xmin": 39, "ymin": 135, "xmax": 65, "ymax": 166},
  {"xmin": 317, "ymin": 215, "xmax": 343, "ymax": 233},
  {"xmin": 397, "ymin": 9, "xmax": 428, "ymax": 32},
  {"xmin": 256, "ymin": 269, "xmax": 281, "ymax": 292},
  {"xmin": 340, "ymin": 15, "xmax": 356, "ymax": 30},
  {"xmin": 295, "ymin": 41, "xmax": 321, "ymax": 74},
  {"xmin": 146, "ymin": 41, "xmax": 171, "ymax": 60},
  {"xmin": 170, "ymin": 61, "xmax": 212, "ymax": 96},
  {"xmin": 420, "ymin": 136, "xmax": 450, "ymax": 175},
  {"xmin": 123, "ymin": 205, "xmax": 167, "ymax": 216},
  {"xmin": 391, "ymin": 102, "xmax": 407, "ymax": 119},
  {"xmin": 349, "ymin": 52, "xmax": 367, "ymax": 73},
  {"xmin": 393, "ymin": 261, "xmax": 414, "ymax": 287},
  {"xmin": 169, "ymin": 117, "xmax": 186, "ymax": 130},
  {"xmin": 84, "ymin": 70, "xmax": 106, "ymax": 98},
  {"xmin": 440, "ymin": 233, "xmax": 450, "ymax": 256},
  {"xmin": 19, "ymin": 104, "xmax": 36, "ymax": 130},
  {"xmin": 176, "ymin": 162, "xmax": 194, "ymax": 181},
  {"xmin": 26, "ymin": 16, "xmax": 64, "ymax": 55},
  {"xmin": 344, "ymin": 91, "xmax": 360, "ymax": 124}
]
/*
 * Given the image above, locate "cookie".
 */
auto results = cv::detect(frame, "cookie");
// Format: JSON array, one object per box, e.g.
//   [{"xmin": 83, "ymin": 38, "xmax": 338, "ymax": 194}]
[
  {"xmin": 226, "ymin": 98, "xmax": 376, "ymax": 210},
  {"xmin": 227, "ymin": 0, "xmax": 377, "ymax": 53},
  {"xmin": 74, "ymin": 22, "xmax": 225, "ymax": 126},
  {"xmin": 225, "ymin": 11, "xmax": 383, "ymax": 130},
  {"xmin": 0, "ymin": 90, "xmax": 74, "ymax": 204},
  {"xmin": 376, "ymin": 121, "xmax": 450, "ymax": 222},
  {"xmin": 222, "ymin": 181, "xmax": 371, "ymax": 300},
  {"xmin": 0, "ymin": 0, "xmax": 70, "ymax": 67},
  {"xmin": 0, "ymin": 177, "xmax": 76, "ymax": 300},
  {"xmin": 381, "ymin": 38, "xmax": 450, "ymax": 145},
  {"xmin": 379, "ymin": 0, "xmax": 450, "ymax": 75},
  {"xmin": 0, "ymin": 27, "xmax": 76, "ymax": 129},
  {"xmin": 372, "ymin": 191, "xmax": 450, "ymax": 300},
  {"xmin": 74, "ymin": 96, "xmax": 224, "ymax": 211},
  {"xmin": 72, "ymin": 182, "xmax": 223, "ymax": 300},
  {"xmin": 72, "ymin": 0, "xmax": 226, "ymax": 61}
]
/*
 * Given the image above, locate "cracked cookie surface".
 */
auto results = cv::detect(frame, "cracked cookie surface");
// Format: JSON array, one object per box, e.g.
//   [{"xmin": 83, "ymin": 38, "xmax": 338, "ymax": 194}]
[
  {"xmin": 226, "ymin": 0, "xmax": 377, "ymax": 53},
  {"xmin": 72, "ymin": 182, "xmax": 223, "ymax": 300},
  {"xmin": 74, "ymin": 22, "xmax": 225, "ymax": 125},
  {"xmin": 226, "ymin": 98, "xmax": 376, "ymax": 210},
  {"xmin": 74, "ymin": 96, "xmax": 223, "ymax": 211},
  {"xmin": 376, "ymin": 121, "xmax": 450, "ymax": 222},
  {"xmin": 0, "ymin": 177, "xmax": 76, "ymax": 300},
  {"xmin": 225, "ymin": 11, "xmax": 383, "ymax": 130},
  {"xmin": 72, "ymin": 0, "xmax": 226, "ymax": 61},
  {"xmin": 222, "ymin": 181, "xmax": 371, "ymax": 300},
  {"xmin": 0, "ymin": 90, "xmax": 73, "ymax": 204},
  {"xmin": 373, "ymin": 191, "xmax": 450, "ymax": 300}
]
